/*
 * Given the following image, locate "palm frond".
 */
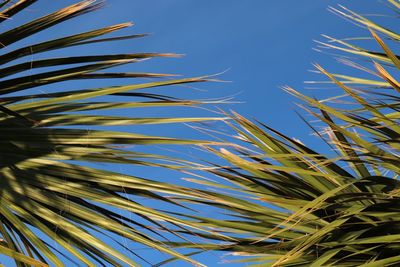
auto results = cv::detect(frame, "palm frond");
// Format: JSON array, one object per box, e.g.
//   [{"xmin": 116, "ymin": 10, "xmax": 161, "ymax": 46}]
[
  {"xmin": 0, "ymin": 1, "xmax": 225, "ymax": 266},
  {"xmin": 172, "ymin": 1, "xmax": 400, "ymax": 266}
]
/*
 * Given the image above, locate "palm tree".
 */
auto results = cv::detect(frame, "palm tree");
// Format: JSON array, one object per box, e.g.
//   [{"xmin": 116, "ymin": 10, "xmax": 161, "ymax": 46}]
[
  {"xmin": 3, "ymin": 0, "xmax": 400, "ymax": 266},
  {"xmin": 167, "ymin": 1, "xmax": 400, "ymax": 266},
  {"xmin": 0, "ymin": 1, "xmax": 225, "ymax": 266}
]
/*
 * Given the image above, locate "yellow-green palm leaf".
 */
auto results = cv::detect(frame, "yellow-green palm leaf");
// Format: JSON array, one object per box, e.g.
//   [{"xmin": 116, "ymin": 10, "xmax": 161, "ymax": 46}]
[
  {"xmin": 0, "ymin": 1, "xmax": 222, "ymax": 266},
  {"xmin": 171, "ymin": 1, "xmax": 400, "ymax": 266}
]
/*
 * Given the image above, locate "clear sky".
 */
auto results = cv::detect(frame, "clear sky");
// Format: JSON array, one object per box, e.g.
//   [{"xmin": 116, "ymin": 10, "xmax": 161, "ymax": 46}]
[
  {"xmin": 91, "ymin": 0, "xmax": 387, "ymax": 147},
  {"xmin": 0, "ymin": 0, "xmax": 391, "ymax": 266}
]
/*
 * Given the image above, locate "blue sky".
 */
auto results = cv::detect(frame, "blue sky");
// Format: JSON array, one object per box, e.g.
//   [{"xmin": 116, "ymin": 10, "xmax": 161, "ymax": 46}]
[
  {"xmin": 0, "ymin": 0, "xmax": 392, "ymax": 266},
  {"xmin": 94, "ymin": 0, "xmax": 386, "ymax": 146}
]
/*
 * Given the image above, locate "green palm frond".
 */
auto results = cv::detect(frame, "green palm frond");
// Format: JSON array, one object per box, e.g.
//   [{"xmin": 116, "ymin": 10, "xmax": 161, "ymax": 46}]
[
  {"xmin": 170, "ymin": 1, "xmax": 400, "ymax": 266},
  {"xmin": 0, "ymin": 1, "xmax": 225, "ymax": 266}
]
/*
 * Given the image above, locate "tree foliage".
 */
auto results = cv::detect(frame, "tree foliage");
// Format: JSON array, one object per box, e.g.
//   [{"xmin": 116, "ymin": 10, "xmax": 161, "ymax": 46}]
[
  {"xmin": 1, "ymin": 0, "xmax": 400, "ymax": 266},
  {"xmin": 0, "ymin": 1, "xmax": 223, "ymax": 266},
  {"xmin": 172, "ymin": 1, "xmax": 400, "ymax": 266}
]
